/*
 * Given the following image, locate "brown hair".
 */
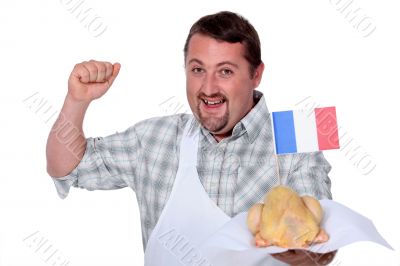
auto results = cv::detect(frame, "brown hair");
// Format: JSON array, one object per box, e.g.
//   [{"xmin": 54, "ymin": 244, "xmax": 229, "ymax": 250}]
[{"xmin": 184, "ymin": 11, "xmax": 262, "ymax": 77}]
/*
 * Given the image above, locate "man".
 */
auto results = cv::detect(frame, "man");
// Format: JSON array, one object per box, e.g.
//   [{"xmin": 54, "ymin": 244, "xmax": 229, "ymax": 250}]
[{"xmin": 47, "ymin": 11, "xmax": 336, "ymax": 265}]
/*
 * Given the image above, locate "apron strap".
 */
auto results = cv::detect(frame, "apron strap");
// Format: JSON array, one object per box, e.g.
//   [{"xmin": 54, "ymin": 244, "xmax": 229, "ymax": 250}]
[{"xmin": 179, "ymin": 116, "xmax": 199, "ymax": 166}]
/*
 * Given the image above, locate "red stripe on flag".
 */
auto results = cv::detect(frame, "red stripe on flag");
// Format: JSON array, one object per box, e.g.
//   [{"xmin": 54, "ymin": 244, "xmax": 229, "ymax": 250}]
[{"xmin": 315, "ymin": 107, "xmax": 340, "ymax": 150}]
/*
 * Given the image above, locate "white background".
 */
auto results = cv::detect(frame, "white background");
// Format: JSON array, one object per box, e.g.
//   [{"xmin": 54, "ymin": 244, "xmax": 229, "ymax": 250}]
[{"xmin": 1, "ymin": 0, "xmax": 399, "ymax": 265}]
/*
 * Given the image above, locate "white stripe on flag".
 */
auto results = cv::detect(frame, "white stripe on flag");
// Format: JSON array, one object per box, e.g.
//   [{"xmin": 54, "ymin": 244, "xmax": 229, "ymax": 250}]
[{"xmin": 293, "ymin": 110, "xmax": 318, "ymax": 153}]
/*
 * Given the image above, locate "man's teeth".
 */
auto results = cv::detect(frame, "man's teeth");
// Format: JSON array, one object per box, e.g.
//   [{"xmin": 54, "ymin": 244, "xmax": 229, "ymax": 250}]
[{"xmin": 203, "ymin": 99, "xmax": 225, "ymax": 105}]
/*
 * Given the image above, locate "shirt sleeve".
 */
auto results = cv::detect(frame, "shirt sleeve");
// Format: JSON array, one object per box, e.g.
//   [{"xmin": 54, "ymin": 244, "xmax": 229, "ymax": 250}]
[
  {"xmin": 281, "ymin": 151, "xmax": 333, "ymax": 200},
  {"xmin": 51, "ymin": 125, "xmax": 139, "ymax": 199}
]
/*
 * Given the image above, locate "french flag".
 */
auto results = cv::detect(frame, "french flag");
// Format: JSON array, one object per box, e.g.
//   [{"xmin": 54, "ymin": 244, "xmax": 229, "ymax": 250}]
[{"xmin": 271, "ymin": 107, "xmax": 340, "ymax": 154}]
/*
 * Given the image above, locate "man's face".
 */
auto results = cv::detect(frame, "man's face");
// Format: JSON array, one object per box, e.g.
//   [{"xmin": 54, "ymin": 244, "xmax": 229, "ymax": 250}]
[{"xmin": 185, "ymin": 34, "xmax": 264, "ymax": 139}]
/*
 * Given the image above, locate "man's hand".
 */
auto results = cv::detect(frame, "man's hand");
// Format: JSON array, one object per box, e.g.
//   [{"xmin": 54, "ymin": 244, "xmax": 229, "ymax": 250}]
[
  {"xmin": 68, "ymin": 60, "xmax": 121, "ymax": 103},
  {"xmin": 272, "ymin": 250, "xmax": 337, "ymax": 266}
]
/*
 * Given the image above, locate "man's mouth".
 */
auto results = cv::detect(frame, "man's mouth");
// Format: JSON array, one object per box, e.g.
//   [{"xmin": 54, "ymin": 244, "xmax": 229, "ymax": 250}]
[{"xmin": 201, "ymin": 98, "xmax": 226, "ymax": 107}]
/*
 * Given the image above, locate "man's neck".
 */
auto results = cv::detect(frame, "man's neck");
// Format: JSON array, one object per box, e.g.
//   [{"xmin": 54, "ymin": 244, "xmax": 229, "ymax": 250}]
[{"xmin": 212, "ymin": 129, "xmax": 233, "ymax": 142}]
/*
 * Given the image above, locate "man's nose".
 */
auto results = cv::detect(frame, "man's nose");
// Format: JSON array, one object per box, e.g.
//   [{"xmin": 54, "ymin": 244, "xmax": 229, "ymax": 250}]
[{"xmin": 202, "ymin": 73, "xmax": 219, "ymax": 95}]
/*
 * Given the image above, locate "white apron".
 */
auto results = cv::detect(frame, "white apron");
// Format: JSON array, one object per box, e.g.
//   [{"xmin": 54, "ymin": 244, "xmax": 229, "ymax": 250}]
[{"xmin": 144, "ymin": 118, "xmax": 287, "ymax": 266}]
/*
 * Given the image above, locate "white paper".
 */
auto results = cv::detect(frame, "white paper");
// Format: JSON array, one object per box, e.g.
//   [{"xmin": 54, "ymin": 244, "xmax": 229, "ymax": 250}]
[{"xmin": 200, "ymin": 199, "xmax": 393, "ymax": 255}]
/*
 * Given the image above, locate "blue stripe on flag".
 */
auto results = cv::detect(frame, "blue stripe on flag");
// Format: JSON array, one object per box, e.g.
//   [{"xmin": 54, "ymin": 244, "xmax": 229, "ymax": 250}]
[{"xmin": 272, "ymin": 111, "xmax": 297, "ymax": 154}]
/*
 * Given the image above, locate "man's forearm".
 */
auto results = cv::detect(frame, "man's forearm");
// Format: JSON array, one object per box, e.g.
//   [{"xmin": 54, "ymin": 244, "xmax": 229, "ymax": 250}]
[{"xmin": 46, "ymin": 95, "xmax": 89, "ymax": 177}]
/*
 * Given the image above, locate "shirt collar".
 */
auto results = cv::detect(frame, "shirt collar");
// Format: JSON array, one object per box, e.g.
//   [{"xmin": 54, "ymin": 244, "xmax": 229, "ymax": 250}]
[
  {"xmin": 197, "ymin": 90, "xmax": 270, "ymax": 144},
  {"xmin": 237, "ymin": 90, "xmax": 269, "ymax": 143}
]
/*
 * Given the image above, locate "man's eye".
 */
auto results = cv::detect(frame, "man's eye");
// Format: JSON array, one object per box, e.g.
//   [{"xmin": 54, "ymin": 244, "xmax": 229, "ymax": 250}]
[
  {"xmin": 220, "ymin": 69, "xmax": 233, "ymax": 76},
  {"xmin": 192, "ymin": 67, "xmax": 204, "ymax": 73}
]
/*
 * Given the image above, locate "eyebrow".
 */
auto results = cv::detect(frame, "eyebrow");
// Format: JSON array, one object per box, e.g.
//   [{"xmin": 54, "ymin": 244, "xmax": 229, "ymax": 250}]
[{"xmin": 188, "ymin": 58, "xmax": 239, "ymax": 69}]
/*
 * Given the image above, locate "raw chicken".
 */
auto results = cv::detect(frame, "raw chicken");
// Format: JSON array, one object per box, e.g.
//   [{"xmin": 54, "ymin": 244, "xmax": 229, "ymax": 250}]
[{"xmin": 247, "ymin": 186, "xmax": 329, "ymax": 248}]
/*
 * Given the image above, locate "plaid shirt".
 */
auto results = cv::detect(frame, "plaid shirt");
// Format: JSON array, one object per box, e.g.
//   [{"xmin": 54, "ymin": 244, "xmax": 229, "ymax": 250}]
[{"xmin": 52, "ymin": 91, "xmax": 332, "ymax": 249}]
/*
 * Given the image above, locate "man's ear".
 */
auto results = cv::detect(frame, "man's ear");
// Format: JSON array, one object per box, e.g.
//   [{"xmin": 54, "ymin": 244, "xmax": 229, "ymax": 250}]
[{"xmin": 252, "ymin": 63, "xmax": 265, "ymax": 88}]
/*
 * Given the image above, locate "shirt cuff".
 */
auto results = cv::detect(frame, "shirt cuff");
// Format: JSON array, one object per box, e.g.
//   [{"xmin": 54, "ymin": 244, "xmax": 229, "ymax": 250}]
[
  {"xmin": 50, "ymin": 138, "xmax": 94, "ymax": 199},
  {"xmin": 51, "ymin": 168, "xmax": 78, "ymax": 199}
]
